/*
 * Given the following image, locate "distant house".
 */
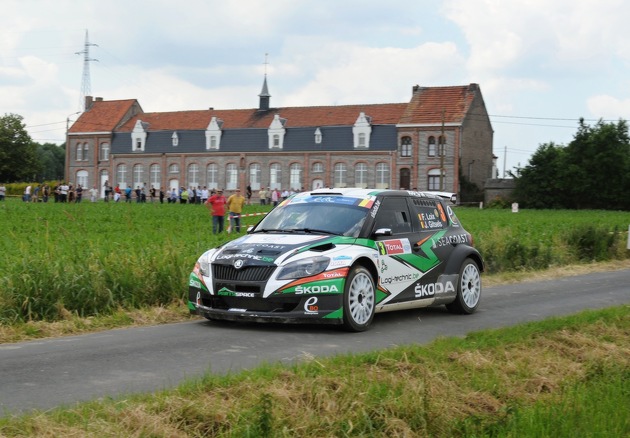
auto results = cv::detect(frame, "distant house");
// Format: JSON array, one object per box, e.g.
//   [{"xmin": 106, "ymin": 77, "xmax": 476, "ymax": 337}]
[{"xmin": 66, "ymin": 79, "xmax": 493, "ymax": 200}]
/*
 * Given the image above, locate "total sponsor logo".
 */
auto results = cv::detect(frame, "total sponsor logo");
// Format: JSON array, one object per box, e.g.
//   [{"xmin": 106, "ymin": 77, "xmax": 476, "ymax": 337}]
[
  {"xmin": 414, "ymin": 280, "xmax": 455, "ymax": 298},
  {"xmin": 377, "ymin": 239, "xmax": 411, "ymax": 255}
]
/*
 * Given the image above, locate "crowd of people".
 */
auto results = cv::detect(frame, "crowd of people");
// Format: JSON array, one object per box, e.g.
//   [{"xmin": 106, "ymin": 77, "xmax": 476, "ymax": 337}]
[{"xmin": 3, "ymin": 181, "xmax": 305, "ymax": 234}]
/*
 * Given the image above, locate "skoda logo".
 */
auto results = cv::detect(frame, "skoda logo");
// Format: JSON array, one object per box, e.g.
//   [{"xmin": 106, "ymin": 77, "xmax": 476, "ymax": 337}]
[{"xmin": 233, "ymin": 259, "xmax": 244, "ymax": 269}]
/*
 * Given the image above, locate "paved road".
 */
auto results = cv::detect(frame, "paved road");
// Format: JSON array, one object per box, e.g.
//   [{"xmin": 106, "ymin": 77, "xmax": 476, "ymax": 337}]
[{"xmin": 1, "ymin": 269, "xmax": 629, "ymax": 416}]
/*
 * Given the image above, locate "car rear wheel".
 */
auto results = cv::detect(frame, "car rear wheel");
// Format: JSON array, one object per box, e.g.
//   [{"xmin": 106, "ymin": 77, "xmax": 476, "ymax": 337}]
[
  {"xmin": 446, "ymin": 258, "xmax": 481, "ymax": 314},
  {"xmin": 342, "ymin": 265, "xmax": 376, "ymax": 332}
]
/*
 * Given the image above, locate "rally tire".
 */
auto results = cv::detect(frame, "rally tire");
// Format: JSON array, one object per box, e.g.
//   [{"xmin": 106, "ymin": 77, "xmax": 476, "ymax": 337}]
[
  {"xmin": 446, "ymin": 258, "xmax": 481, "ymax": 314},
  {"xmin": 342, "ymin": 265, "xmax": 376, "ymax": 332}
]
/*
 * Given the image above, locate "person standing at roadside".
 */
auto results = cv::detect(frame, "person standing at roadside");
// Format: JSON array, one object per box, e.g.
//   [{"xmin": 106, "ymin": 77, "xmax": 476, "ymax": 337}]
[
  {"xmin": 0, "ymin": 183, "xmax": 6, "ymax": 201},
  {"xmin": 206, "ymin": 189, "xmax": 227, "ymax": 234},
  {"xmin": 226, "ymin": 188, "xmax": 246, "ymax": 233}
]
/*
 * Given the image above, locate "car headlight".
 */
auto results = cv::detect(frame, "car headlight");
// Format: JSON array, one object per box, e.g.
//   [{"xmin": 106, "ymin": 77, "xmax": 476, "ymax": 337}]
[
  {"xmin": 276, "ymin": 256, "xmax": 330, "ymax": 280},
  {"xmin": 198, "ymin": 251, "xmax": 215, "ymax": 277}
]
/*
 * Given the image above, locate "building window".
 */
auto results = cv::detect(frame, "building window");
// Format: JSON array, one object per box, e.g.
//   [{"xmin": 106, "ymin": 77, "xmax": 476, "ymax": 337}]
[
  {"xmin": 334, "ymin": 163, "xmax": 347, "ymax": 188},
  {"xmin": 117, "ymin": 164, "xmax": 127, "ymax": 187},
  {"xmin": 169, "ymin": 164, "xmax": 179, "ymax": 174},
  {"xmin": 133, "ymin": 164, "xmax": 144, "ymax": 188},
  {"xmin": 428, "ymin": 136, "xmax": 436, "ymax": 157},
  {"xmin": 438, "ymin": 135, "xmax": 446, "ymax": 156},
  {"xmin": 358, "ymin": 133, "xmax": 366, "ymax": 148},
  {"xmin": 83, "ymin": 143, "xmax": 89, "ymax": 161},
  {"xmin": 99, "ymin": 143, "xmax": 110, "ymax": 161},
  {"xmin": 312, "ymin": 162, "xmax": 324, "ymax": 173},
  {"xmin": 76, "ymin": 143, "xmax": 83, "ymax": 161},
  {"xmin": 376, "ymin": 163, "xmax": 389, "ymax": 189},
  {"xmin": 355, "ymin": 163, "xmax": 368, "ymax": 188},
  {"xmin": 150, "ymin": 164, "xmax": 161, "ymax": 189},
  {"xmin": 289, "ymin": 163, "xmax": 302, "ymax": 190},
  {"xmin": 249, "ymin": 163, "xmax": 261, "ymax": 191},
  {"xmin": 207, "ymin": 163, "xmax": 218, "ymax": 190},
  {"xmin": 226, "ymin": 163, "xmax": 237, "ymax": 190},
  {"xmin": 401, "ymin": 136, "xmax": 412, "ymax": 157},
  {"xmin": 270, "ymin": 163, "xmax": 282, "ymax": 190},
  {"xmin": 76, "ymin": 170, "xmax": 88, "ymax": 188},
  {"xmin": 188, "ymin": 163, "xmax": 199, "ymax": 188},
  {"xmin": 210, "ymin": 136, "xmax": 217, "ymax": 149},
  {"xmin": 273, "ymin": 134, "xmax": 280, "ymax": 148},
  {"xmin": 172, "ymin": 132, "xmax": 179, "ymax": 147},
  {"xmin": 428, "ymin": 169, "xmax": 446, "ymax": 191},
  {"xmin": 314, "ymin": 127, "xmax": 322, "ymax": 144}
]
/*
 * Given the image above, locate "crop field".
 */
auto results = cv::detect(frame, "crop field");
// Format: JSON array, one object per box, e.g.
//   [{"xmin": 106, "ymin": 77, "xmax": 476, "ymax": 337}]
[{"xmin": 0, "ymin": 199, "xmax": 628, "ymax": 324}]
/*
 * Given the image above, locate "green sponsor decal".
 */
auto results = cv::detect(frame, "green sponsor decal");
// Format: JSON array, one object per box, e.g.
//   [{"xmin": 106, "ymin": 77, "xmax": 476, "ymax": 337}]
[
  {"xmin": 284, "ymin": 278, "xmax": 345, "ymax": 295},
  {"xmin": 217, "ymin": 287, "xmax": 236, "ymax": 296},
  {"xmin": 189, "ymin": 272, "xmax": 208, "ymax": 292},
  {"xmin": 187, "ymin": 301, "xmax": 196, "ymax": 311},
  {"xmin": 396, "ymin": 230, "xmax": 447, "ymax": 272},
  {"xmin": 324, "ymin": 308, "xmax": 343, "ymax": 319}
]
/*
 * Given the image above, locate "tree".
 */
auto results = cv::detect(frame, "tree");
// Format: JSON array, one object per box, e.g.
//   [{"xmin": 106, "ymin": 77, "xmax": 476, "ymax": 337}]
[
  {"xmin": 513, "ymin": 119, "xmax": 630, "ymax": 210},
  {"xmin": 513, "ymin": 142, "xmax": 567, "ymax": 209},
  {"xmin": 562, "ymin": 118, "xmax": 630, "ymax": 209},
  {"xmin": 0, "ymin": 113, "xmax": 40, "ymax": 182},
  {"xmin": 35, "ymin": 142, "xmax": 66, "ymax": 181}
]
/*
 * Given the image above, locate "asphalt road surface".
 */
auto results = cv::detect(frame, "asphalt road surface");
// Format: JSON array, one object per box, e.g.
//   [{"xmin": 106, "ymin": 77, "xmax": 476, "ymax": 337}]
[{"xmin": 1, "ymin": 269, "xmax": 629, "ymax": 417}]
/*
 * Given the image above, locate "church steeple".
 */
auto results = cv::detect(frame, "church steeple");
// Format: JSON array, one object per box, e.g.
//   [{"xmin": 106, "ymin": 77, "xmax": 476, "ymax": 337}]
[
  {"xmin": 258, "ymin": 75, "xmax": 270, "ymax": 111},
  {"xmin": 258, "ymin": 53, "xmax": 271, "ymax": 111}
]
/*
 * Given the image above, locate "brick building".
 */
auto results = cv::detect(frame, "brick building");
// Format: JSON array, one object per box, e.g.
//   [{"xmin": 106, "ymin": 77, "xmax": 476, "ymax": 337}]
[{"xmin": 66, "ymin": 80, "xmax": 493, "ymax": 200}]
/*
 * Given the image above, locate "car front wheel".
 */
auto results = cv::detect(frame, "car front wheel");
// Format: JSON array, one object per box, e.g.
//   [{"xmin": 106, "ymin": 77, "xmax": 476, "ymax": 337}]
[
  {"xmin": 446, "ymin": 258, "xmax": 481, "ymax": 314},
  {"xmin": 342, "ymin": 265, "xmax": 376, "ymax": 331}
]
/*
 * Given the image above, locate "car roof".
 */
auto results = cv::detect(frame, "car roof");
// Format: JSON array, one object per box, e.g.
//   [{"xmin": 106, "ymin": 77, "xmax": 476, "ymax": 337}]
[{"xmin": 295, "ymin": 188, "xmax": 450, "ymax": 201}]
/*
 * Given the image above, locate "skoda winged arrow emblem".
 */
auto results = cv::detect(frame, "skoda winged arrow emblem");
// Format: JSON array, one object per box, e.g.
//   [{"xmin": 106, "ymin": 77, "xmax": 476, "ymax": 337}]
[{"xmin": 233, "ymin": 259, "xmax": 244, "ymax": 269}]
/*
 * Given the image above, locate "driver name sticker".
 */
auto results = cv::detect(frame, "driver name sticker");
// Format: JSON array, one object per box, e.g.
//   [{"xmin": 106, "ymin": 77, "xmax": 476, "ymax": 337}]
[{"xmin": 377, "ymin": 238, "xmax": 411, "ymax": 255}]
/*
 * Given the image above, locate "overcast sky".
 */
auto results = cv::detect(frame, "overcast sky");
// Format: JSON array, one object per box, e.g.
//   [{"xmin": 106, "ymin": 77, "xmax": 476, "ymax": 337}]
[{"xmin": 2, "ymin": 0, "xmax": 629, "ymax": 175}]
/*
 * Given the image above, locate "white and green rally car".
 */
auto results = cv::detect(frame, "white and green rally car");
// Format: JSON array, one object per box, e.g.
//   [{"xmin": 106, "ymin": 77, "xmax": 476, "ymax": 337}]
[{"xmin": 188, "ymin": 188, "xmax": 484, "ymax": 331}]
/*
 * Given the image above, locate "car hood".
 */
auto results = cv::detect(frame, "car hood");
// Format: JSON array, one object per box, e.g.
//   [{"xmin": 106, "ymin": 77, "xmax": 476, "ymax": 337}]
[{"xmin": 212, "ymin": 233, "xmax": 336, "ymax": 266}]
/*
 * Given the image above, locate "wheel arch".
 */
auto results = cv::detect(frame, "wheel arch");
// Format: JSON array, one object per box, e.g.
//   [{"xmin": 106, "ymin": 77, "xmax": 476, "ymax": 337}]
[
  {"xmin": 442, "ymin": 246, "xmax": 484, "ymax": 275},
  {"xmin": 350, "ymin": 255, "xmax": 379, "ymax": 284}
]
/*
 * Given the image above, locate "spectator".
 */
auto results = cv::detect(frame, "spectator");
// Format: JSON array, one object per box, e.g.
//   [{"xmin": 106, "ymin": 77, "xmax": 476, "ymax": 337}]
[
  {"xmin": 227, "ymin": 188, "xmax": 246, "ymax": 233},
  {"xmin": 271, "ymin": 188, "xmax": 279, "ymax": 206},
  {"xmin": 41, "ymin": 184, "xmax": 50, "ymax": 203},
  {"xmin": 0, "ymin": 183, "xmax": 5, "ymax": 201},
  {"xmin": 135, "ymin": 186, "xmax": 141, "ymax": 203},
  {"xmin": 169, "ymin": 188, "xmax": 178, "ymax": 203},
  {"xmin": 258, "ymin": 187, "xmax": 267, "ymax": 205},
  {"xmin": 246, "ymin": 184, "xmax": 252, "ymax": 205},
  {"xmin": 206, "ymin": 189, "xmax": 227, "ymax": 233},
  {"xmin": 159, "ymin": 187, "xmax": 165, "ymax": 204},
  {"xmin": 201, "ymin": 186, "xmax": 209, "ymax": 204},
  {"xmin": 125, "ymin": 185, "xmax": 132, "ymax": 202},
  {"xmin": 89, "ymin": 186, "xmax": 98, "ymax": 202},
  {"xmin": 23, "ymin": 185, "xmax": 32, "ymax": 202},
  {"xmin": 75, "ymin": 185, "xmax": 83, "ymax": 203}
]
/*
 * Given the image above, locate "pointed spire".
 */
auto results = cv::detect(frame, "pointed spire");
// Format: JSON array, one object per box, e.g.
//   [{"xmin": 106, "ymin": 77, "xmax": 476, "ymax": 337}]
[{"xmin": 258, "ymin": 54, "xmax": 271, "ymax": 111}]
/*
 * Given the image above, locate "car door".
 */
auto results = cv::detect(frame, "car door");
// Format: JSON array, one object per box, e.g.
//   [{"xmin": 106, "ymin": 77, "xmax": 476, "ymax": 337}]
[{"xmin": 371, "ymin": 196, "xmax": 432, "ymax": 305}]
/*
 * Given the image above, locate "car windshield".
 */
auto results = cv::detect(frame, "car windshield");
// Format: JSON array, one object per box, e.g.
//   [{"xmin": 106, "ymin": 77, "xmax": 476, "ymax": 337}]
[{"xmin": 253, "ymin": 198, "xmax": 368, "ymax": 237}]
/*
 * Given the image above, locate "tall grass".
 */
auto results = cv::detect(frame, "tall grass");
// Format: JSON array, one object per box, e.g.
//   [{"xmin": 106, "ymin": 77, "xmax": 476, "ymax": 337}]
[
  {"xmin": 0, "ymin": 306, "xmax": 627, "ymax": 436},
  {"xmin": 0, "ymin": 200, "xmax": 628, "ymax": 323}
]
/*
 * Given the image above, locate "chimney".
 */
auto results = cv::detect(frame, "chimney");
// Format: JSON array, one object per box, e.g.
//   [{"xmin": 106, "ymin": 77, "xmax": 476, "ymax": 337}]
[{"xmin": 84, "ymin": 95, "xmax": 93, "ymax": 110}]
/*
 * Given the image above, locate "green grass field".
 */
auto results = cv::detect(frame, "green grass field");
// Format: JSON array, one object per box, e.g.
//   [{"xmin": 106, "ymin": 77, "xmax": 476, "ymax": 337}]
[{"xmin": 0, "ymin": 199, "xmax": 628, "ymax": 323}]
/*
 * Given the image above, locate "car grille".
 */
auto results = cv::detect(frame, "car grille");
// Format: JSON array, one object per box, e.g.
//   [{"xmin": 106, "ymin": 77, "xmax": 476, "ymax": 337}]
[{"xmin": 212, "ymin": 264, "xmax": 276, "ymax": 282}]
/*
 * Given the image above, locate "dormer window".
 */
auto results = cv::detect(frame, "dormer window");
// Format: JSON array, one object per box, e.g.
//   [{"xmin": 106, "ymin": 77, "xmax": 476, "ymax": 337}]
[
  {"xmin": 172, "ymin": 132, "xmax": 179, "ymax": 147},
  {"xmin": 353, "ymin": 112, "xmax": 371, "ymax": 149},
  {"xmin": 131, "ymin": 120, "xmax": 147, "ymax": 152},
  {"xmin": 205, "ymin": 117, "xmax": 222, "ymax": 150},
  {"xmin": 314, "ymin": 127, "xmax": 322, "ymax": 144},
  {"xmin": 268, "ymin": 114, "xmax": 286, "ymax": 149}
]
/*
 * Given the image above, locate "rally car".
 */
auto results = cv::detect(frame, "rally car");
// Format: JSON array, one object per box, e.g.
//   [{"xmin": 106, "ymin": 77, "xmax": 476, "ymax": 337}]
[{"xmin": 188, "ymin": 188, "xmax": 483, "ymax": 331}]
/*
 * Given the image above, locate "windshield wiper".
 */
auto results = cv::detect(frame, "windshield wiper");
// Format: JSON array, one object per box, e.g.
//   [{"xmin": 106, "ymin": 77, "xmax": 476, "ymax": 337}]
[
  {"xmin": 285, "ymin": 228, "xmax": 341, "ymax": 236},
  {"xmin": 250, "ymin": 228, "xmax": 285, "ymax": 233}
]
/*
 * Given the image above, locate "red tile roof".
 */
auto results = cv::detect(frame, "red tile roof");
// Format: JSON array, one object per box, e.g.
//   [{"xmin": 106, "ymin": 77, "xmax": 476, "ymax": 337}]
[
  {"xmin": 69, "ymin": 99, "xmax": 138, "ymax": 133},
  {"xmin": 70, "ymin": 84, "xmax": 480, "ymax": 133},
  {"xmin": 399, "ymin": 85, "xmax": 478, "ymax": 125}
]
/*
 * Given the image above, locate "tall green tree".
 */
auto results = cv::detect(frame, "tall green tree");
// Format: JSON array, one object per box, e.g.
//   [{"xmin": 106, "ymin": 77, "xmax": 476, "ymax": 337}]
[
  {"xmin": 35, "ymin": 142, "xmax": 66, "ymax": 181},
  {"xmin": 513, "ymin": 142, "xmax": 567, "ymax": 208},
  {"xmin": 0, "ymin": 113, "xmax": 40, "ymax": 182},
  {"xmin": 562, "ymin": 118, "xmax": 630, "ymax": 209}
]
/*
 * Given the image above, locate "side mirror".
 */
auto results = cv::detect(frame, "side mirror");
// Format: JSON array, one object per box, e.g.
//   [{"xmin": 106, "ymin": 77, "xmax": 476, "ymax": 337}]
[{"xmin": 374, "ymin": 228, "xmax": 392, "ymax": 236}]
